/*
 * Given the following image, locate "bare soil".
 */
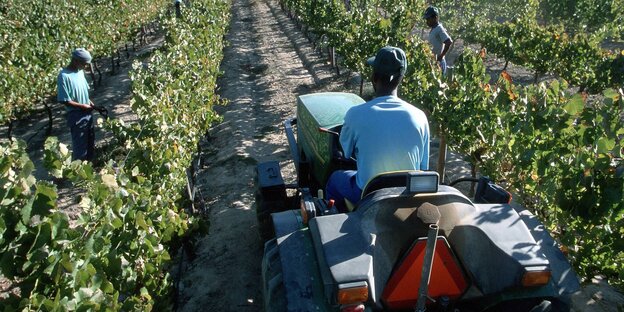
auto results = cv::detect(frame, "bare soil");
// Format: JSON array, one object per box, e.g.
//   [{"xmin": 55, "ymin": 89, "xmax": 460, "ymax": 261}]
[{"xmin": 175, "ymin": 0, "xmax": 350, "ymax": 308}]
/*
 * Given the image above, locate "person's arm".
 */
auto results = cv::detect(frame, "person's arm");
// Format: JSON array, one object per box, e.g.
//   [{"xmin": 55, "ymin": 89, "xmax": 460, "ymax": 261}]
[
  {"xmin": 62, "ymin": 100, "xmax": 93, "ymax": 111},
  {"xmin": 437, "ymin": 38, "xmax": 453, "ymax": 62},
  {"xmin": 339, "ymin": 111, "xmax": 357, "ymax": 159},
  {"xmin": 339, "ymin": 123, "xmax": 356, "ymax": 159},
  {"xmin": 435, "ymin": 25, "xmax": 452, "ymax": 61}
]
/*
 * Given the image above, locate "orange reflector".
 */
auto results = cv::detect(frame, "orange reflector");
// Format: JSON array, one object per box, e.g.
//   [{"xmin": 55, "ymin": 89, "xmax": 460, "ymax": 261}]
[
  {"xmin": 300, "ymin": 199, "xmax": 309, "ymax": 224},
  {"xmin": 381, "ymin": 237, "xmax": 468, "ymax": 310},
  {"xmin": 521, "ymin": 270, "xmax": 551, "ymax": 287},
  {"xmin": 337, "ymin": 282, "xmax": 368, "ymax": 305}
]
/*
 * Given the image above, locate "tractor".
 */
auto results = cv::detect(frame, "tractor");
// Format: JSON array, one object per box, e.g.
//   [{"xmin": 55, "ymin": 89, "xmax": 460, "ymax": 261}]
[{"xmin": 255, "ymin": 92, "xmax": 580, "ymax": 312}]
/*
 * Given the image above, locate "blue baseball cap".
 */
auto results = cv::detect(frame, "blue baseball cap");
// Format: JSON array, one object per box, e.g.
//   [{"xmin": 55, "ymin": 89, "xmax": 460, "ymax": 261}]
[
  {"xmin": 72, "ymin": 48, "xmax": 92, "ymax": 64},
  {"xmin": 366, "ymin": 46, "xmax": 407, "ymax": 77},
  {"xmin": 423, "ymin": 6, "xmax": 439, "ymax": 19}
]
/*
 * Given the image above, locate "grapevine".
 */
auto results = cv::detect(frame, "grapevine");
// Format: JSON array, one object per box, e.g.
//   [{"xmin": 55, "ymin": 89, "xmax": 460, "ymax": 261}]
[{"xmin": 0, "ymin": 0, "xmax": 230, "ymax": 309}]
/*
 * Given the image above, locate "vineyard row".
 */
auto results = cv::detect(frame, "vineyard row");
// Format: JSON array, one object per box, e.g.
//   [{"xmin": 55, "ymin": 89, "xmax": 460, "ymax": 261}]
[{"xmin": 0, "ymin": 0, "xmax": 230, "ymax": 310}]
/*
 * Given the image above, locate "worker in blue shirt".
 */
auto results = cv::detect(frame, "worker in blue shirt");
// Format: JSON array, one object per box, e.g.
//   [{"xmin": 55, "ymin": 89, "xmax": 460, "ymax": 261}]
[
  {"xmin": 325, "ymin": 46, "xmax": 430, "ymax": 211},
  {"xmin": 424, "ymin": 6, "xmax": 453, "ymax": 75},
  {"xmin": 57, "ymin": 48, "xmax": 96, "ymax": 161}
]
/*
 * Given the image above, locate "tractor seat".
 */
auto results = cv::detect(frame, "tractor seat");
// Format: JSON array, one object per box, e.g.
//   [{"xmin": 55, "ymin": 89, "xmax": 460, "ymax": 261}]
[
  {"xmin": 344, "ymin": 171, "xmax": 428, "ymax": 212},
  {"xmin": 361, "ymin": 171, "xmax": 419, "ymax": 199}
]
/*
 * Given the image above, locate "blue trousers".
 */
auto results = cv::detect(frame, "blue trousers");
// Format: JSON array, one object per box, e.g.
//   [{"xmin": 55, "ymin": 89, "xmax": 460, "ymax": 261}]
[
  {"xmin": 439, "ymin": 58, "xmax": 447, "ymax": 76},
  {"xmin": 67, "ymin": 110, "xmax": 95, "ymax": 161},
  {"xmin": 325, "ymin": 170, "xmax": 362, "ymax": 212}
]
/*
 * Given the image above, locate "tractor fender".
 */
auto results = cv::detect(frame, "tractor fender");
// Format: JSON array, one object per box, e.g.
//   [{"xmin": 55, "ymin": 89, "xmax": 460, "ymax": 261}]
[
  {"xmin": 267, "ymin": 210, "xmax": 331, "ymax": 312},
  {"xmin": 513, "ymin": 204, "xmax": 581, "ymax": 296}
]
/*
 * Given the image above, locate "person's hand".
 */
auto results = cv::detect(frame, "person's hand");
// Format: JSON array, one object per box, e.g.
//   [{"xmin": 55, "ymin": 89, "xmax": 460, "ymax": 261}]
[{"xmin": 83, "ymin": 103, "xmax": 94, "ymax": 111}]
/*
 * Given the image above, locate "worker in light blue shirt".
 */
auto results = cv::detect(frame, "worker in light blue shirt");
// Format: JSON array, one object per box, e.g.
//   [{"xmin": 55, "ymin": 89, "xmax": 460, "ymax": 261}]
[
  {"xmin": 424, "ymin": 6, "xmax": 453, "ymax": 75},
  {"xmin": 57, "ymin": 48, "xmax": 96, "ymax": 161},
  {"xmin": 325, "ymin": 46, "xmax": 430, "ymax": 211}
]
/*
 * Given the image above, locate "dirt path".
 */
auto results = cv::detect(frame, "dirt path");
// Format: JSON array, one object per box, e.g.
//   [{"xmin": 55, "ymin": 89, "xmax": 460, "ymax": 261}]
[{"xmin": 176, "ymin": 0, "xmax": 347, "ymax": 309}]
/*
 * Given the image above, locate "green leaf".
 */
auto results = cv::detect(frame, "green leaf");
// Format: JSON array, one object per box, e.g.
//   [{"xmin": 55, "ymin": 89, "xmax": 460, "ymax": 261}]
[
  {"xmin": 136, "ymin": 212, "xmax": 148, "ymax": 231},
  {"xmin": 102, "ymin": 279, "xmax": 114, "ymax": 294},
  {"xmin": 50, "ymin": 213, "xmax": 69, "ymax": 239},
  {"xmin": 61, "ymin": 254, "xmax": 73, "ymax": 273},
  {"xmin": 32, "ymin": 182, "xmax": 57, "ymax": 217},
  {"xmin": 111, "ymin": 217, "xmax": 123, "ymax": 229},
  {"xmin": 18, "ymin": 159, "xmax": 35, "ymax": 180},
  {"xmin": 140, "ymin": 287, "xmax": 152, "ymax": 301},
  {"xmin": 603, "ymin": 88, "xmax": 619, "ymax": 100},
  {"xmin": 563, "ymin": 93, "xmax": 584, "ymax": 115},
  {"xmin": 21, "ymin": 196, "xmax": 35, "ymax": 224},
  {"xmin": 597, "ymin": 137, "xmax": 616, "ymax": 154}
]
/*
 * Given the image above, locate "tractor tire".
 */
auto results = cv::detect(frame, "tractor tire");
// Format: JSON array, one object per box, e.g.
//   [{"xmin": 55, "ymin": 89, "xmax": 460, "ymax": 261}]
[
  {"xmin": 528, "ymin": 300, "xmax": 552, "ymax": 312},
  {"xmin": 255, "ymin": 190, "xmax": 283, "ymax": 242},
  {"xmin": 261, "ymin": 238, "xmax": 287, "ymax": 312},
  {"xmin": 550, "ymin": 296, "xmax": 572, "ymax": 312},
  {"xmin": 482, "ymin": 299, "xmax": 546, "ymax": 312}
]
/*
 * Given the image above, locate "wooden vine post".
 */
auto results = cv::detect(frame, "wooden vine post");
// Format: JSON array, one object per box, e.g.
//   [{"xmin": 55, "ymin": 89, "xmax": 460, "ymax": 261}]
[
  {"xmin": 7, "ymin": 120, "xmax": 13, "ymax": 141},
  {"xmin": 335, "ymin": 47, "xmax": 340, "ymax": 75},
  {"xmin": 89, "ymin": 63, "xmax": 98, "ymax": 90},
  {"xmin": 359, "ymin": 74, "xmax": 364, "ymax": 96},
  {"xmin": 43, "ymin": 98, "xmax": 53, "ymax": 136},
  {"xmin": 436, "ymin": 126, "xmax": 447, "ymax": 183},
  {"xmin": 93, "ymin": 61, "xmax": 103, "ymax": 85},
  {"xmin": 111, "ymin": 48, "xmax": 116, "ymax": 75}
]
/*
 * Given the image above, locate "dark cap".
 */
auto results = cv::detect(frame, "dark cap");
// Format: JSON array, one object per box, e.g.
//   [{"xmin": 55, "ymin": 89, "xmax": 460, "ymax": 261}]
[
  {"xmin": 423, "ymin": 6, "xmax": 439, "ymax": 19},
  {"xmin": 366, "ymin": 46, "xmax": 407, "ymax": 77},
  {"xmin": 72, "ymin": 48, "xmax": 92, "ymax": 64}
]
